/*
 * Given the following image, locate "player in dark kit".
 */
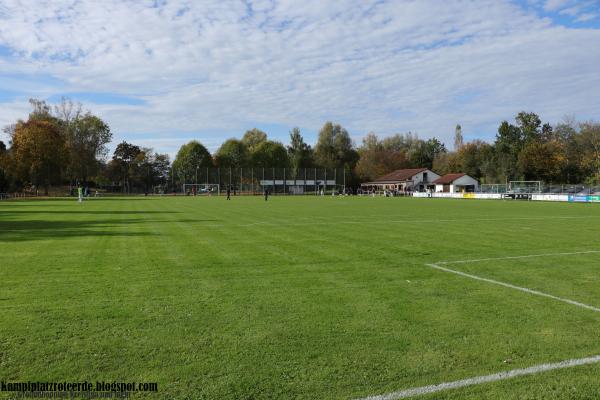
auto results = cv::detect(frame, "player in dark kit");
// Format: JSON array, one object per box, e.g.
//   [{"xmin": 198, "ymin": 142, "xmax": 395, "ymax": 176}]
[
  {"xmin": 226, "ymin": 187, "xmax": 231, "ymax": 200},
  {"xmin": 264, "ymin": 188, "xmax": 269, "ymax": 201}
]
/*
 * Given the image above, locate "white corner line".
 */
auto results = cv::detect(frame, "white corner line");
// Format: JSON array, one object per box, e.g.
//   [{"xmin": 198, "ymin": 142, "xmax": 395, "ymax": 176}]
[
  {"xmin": 356, "ymin": 354, "xmax": 600, "ymax": 400},
  {"xmin": 425, "ymin": 263, "xmax": 600, "ymax": 313}
]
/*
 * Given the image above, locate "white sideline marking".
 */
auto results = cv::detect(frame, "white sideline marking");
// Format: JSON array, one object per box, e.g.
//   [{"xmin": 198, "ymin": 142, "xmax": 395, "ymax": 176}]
[
  {"xmin": 437, "ymin": 250, "xmax": 600, "ymax": 265},
  {"xmin": 357, "ymin": 354, "xmax": 600, "ymax": 400},
  {"xmin": 426, "ymin": 263, "xmax": 600, "ymax": 313}
]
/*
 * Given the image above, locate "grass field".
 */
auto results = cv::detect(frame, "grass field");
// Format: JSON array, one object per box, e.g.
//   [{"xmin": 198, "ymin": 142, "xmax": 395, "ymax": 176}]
[{"xmin": 1, "ymin": 195, "xmax": 600, "ymax": 399}]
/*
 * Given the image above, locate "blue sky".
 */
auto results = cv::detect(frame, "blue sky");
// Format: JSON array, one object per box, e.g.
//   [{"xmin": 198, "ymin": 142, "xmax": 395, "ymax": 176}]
[{"xmin": 0, "ymin": 0, "xmax": 599, "ymax": 157}]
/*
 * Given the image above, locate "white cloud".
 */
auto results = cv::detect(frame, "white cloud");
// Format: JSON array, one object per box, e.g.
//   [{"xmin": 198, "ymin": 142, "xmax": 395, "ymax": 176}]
[
  {"xmin": 575, "ymin": 12, "xmax": 599, "ymax": 22},
  {"xmin": 0, "ymin": 0, "xmax": 599, "ymax": 151},
  {"xmin": 544, "ymin": 0, "xmax": 573, "ymax": 11}
]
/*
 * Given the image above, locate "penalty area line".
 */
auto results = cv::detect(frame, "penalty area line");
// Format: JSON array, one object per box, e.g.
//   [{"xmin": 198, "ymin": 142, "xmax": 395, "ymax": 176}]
[
  {"xmin": 425, "ymin": 263, "xmax": 600, "ymax": 313},
  {"xmin": 356, "ymin": 354, "xmax": 600, "ymax": 400}
]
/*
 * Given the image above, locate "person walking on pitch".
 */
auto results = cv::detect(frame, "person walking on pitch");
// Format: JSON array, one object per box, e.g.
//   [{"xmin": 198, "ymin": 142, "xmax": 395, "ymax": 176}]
[
  {"xmin": 226, "ymin": 187, "xmax": 231, "ymax": 200},
  {"xmin": 77, "ymin": 185, "xmax": 83, "ymax": 203},
  {"xmin": 264, "ymin": 188, "xmax": 269, "ymax": 201}
]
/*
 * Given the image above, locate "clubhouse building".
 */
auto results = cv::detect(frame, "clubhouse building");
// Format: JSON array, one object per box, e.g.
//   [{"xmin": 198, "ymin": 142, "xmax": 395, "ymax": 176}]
[
  {"xmin": 360, "ymin": 168, "xmax": 440, "ymax": 192},
  {"xmin": 361, "ymin": 168, "xmax": 478, "ymax": 193}
]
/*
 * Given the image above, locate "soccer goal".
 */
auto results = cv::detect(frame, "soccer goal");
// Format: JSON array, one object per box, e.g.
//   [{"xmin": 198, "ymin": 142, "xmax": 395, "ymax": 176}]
[
  {"xmin": 182, "ymin": 183, "xmax": 220, "ymax": 196},
  {"xmin": 508, "ymin": 181, "xmax": 542, "ymax": 194}
]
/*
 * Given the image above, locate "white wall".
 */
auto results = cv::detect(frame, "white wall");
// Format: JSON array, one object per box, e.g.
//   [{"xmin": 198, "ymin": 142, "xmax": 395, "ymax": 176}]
[
  {"xmin": 434, "ymin": 175, "xmax": 479, "ymax": 193},
  {"xmin": 453, "ymin": 175, "xmax": 479, "ymax": 191},
  {"xmin": 412, "ymin": 170, "xmax": 441, "ymax": 187},
  {"xmin": 532, "ymin": 194, "xmax": 569, "ymax": 202}
]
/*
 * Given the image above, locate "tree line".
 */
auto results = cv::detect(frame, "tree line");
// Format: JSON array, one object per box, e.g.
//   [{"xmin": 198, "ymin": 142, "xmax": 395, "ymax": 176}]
[{"xmin": 0, "ymin": 99, "xmax": 598, "ymax": 194}]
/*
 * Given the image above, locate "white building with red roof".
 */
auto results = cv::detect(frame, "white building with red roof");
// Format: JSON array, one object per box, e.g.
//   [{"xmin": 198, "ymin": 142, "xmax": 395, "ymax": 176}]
[
  {"xmin": 433, "ymin": 173, "xmax": 479, "ymax": 193},
  {"xmin": 361, "ymin": 168, "xmax": 440, "ymax": 192}
]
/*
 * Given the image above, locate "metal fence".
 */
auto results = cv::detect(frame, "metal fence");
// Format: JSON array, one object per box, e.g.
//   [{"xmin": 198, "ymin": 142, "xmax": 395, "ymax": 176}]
[
  {"xmin": 173, "ymin": 167, "xmax": 348, "ymax": 195},
  {"xmin": 479, "ymin": 184, "xmax": 600, "ymax": 195}
]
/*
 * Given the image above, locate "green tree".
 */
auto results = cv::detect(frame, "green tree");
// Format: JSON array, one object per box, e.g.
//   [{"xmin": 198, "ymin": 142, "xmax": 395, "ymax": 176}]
[
  {"xmin": 460, "ymin": 141, "xmax": 496, "ymax": 181},
  {"xmin": 409, "ymin": 138, "xmax": 446, "ymax": 169},
  {"xmin": 172, "ymin": 141, "xmax": 213, "ymax": 183},
  {"xmin": 214, "ymin": 139, "xmax": 248, "ymax": 167},
  {"xmin": 355, "ymin": 132, "xmax": 411, "ymax": 181},
  {"xmin": 241, "ymin": 128, "xmax": 268, "ymax": 153},
  {"xmin": 578, "ymin": 122, "xmax": 600, "ymax": 184},
  {"xmin": 11, "ymin": 119, "xmax": 67, "ymax": 195},
  {"xmin": 515, "ymin": 111, "xmax": 542, "ymax": 143},
  {"xmin": 130, "ymin": 148, "xmax": 171, "ymax": 192},
  {"xmin": 287, "ymin": 127, "xmax": 313, "ymax": 174},
  {"xmin": 65, "ymin": 113, "xmax": 112, "ymax": 182},
  {"xmin": 495, "ymin": 120, "xmax": 523, "ymax": 181},
  {"xmin": 0, "ymin": 140, "xmax": 8, "ymax": 191},
  {"xmin": 250, "ymin": 141, "xmax": 289, "ymax": 168},
  {"xmin": 517, "ymin": 139, "xmax": 566, "ymax": 183},
  {"xmin": 432, "ymin": 151, "xmax": 460, "ymax": 176},
  {"xmin": 554, "ymin": 120, "xmax": 583, "ymax": 183},
  {"xmin": 112, "ymin": 141, "xmax": 142, "ymax": 193},
  {"xmin": 314, "ymin": 122, "xmax": 358, "ymax": 168}
]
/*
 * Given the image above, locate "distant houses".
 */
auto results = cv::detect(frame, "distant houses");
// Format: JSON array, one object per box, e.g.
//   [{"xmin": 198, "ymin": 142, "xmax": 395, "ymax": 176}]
[{"xmin": 361, "ymin": 168, "xmax": 478, "ymax": 193}]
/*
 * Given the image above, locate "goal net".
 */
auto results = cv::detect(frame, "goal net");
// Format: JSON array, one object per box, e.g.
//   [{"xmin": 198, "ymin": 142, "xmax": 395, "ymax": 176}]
[
  {"xmin": 508, "ymin": 181, "xmax": 542, "ymax": 194},
  {"xmin": 182, "ymin": 183, "xmax": 220, "ymax": 196}
]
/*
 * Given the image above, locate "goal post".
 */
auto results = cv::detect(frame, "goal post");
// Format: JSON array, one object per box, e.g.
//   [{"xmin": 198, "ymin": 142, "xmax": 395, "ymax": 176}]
[
  {"xmin": 508, "ymin": 181, "xmax": 542, "ymax": 194},
  {"xmin": 182, "ymin": 183, "xmax": 220, "ymax": 196}
]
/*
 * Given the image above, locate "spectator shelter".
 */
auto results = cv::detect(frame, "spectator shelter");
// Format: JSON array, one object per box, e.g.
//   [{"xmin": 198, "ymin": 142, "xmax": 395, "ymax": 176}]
[
  {"xmin": 361, "ymin": 168, "xmax": 440, "ymax": 193},
  {"xmin": 434, "ymin": 173, "xmax": 479, "ymax": 193}
]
